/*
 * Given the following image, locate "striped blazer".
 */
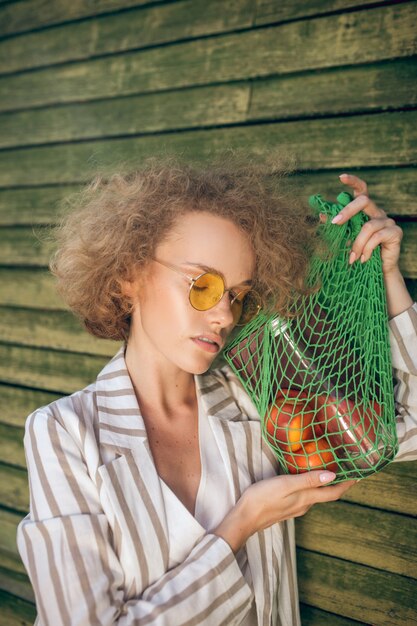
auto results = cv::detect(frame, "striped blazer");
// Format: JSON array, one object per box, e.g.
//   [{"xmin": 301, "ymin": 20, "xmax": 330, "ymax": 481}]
[{"xmin": 17, "ymin": 303, "xmax": 417, "ymax": 626}]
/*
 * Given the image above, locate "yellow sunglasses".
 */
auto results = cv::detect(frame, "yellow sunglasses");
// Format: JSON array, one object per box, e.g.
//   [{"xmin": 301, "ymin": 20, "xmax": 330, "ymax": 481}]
[{"xmin": 153, "ymin": 259, "xmax": 262, "ymax": 326}]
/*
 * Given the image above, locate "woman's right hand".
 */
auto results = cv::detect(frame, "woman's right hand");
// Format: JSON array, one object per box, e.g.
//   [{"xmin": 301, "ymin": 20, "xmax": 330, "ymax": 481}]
[{"xmin": 212, "ymin": 471, "xmax": 356, "ymax": 554}]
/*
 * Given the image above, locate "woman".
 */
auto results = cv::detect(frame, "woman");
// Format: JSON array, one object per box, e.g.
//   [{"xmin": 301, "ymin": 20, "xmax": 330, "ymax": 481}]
[{"xmin": 17, "ymin": 156, "xmax": 417, "ymax": 625}]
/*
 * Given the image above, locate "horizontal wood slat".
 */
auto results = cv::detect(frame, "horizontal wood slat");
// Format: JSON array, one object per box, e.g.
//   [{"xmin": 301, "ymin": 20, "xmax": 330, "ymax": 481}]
[
  {"xmin": 0, "ymin": 422, "xmax": 24, "ymax": 467},
  {"xmin": 6, "ymin": 221, "xmax": 417, "ymax": 274},
  {"xmin": 299, "ymin": 604, "xmax": 364, "ymax": 626},
  {"xmin": 297, "ymin": 548, "xmax": 417, "ymax": 626},
  {"xmin": 254, "ymin": 0, "xmax": 406, "ymax": 25},
  {"xmin": 0, "ymin": 565, "xmax": 34, "ymax": 603},
  {"xmin": 0, "ymin": 383, "xmax": 60, "ymax": 428},
  {"xmin": 0, "ymin": 0, "xmax": 256, "ymax": 75},
  {"xmin": 1, "ymin": 59, "xmax": 416, "ymax": 150},
  {"xmin": 295, "ymin": 500, "xmax": 417, "ymax": 579},
  {"xmin": 0, "ymin": 343, "xmax": 108, "ymax": 394},
  {"xmin": 1, "ymin": 168, "xmax": 416, "ymax": 227},
  {"xmin": 0, "ymin": 268, "xmax": 63, "ymax": 308},
  {"xmin": 0, "ymin": 0, "xmax": 168, "ymax": 38},
  {"xmin": 0, "ymin": 111, "xmax": 416, "ymax": 187},
  {"xmin": 0, "ymin": 589, "xmax": 36, "ymax": 626},
  {"xmin": 0, "ymin": 306, "xmax": 119, "ymax": 356},
  {"xmin": 0, "ymin": 185, "xmax": 80, "ymax": 225},
  {"xmin": 0, "ymin": 509, "xmax": 26, "ymax": 575},
  {"xmin": 341, "ymin": 460, "xmax": 417, "ymax": 517},
  {"xmin": 0, "ymin": 4, "xmax": 415, "ymax": 112},
  {"xmin": 0, "ymin": 463, "xmax": 28, "ymax": 512}
]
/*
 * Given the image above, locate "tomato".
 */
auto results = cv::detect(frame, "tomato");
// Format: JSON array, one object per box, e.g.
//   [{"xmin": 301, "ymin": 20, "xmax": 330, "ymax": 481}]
[
  {"xmin": 283, "ymin": 437, "xmax": 339, "ymax": 474},
  {"xmin": 265, "ymin": 389, "xmax": 315, "ymax": 452}
]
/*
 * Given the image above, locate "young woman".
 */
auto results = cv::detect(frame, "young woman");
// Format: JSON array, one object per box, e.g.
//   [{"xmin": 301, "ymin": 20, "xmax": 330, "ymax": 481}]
[{"xmin": 17, "ymin": 156, "xmax": 417, "ymax": 625}]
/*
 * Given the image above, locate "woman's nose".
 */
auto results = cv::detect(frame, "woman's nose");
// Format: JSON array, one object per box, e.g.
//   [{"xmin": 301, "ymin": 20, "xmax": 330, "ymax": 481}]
[{"xmin": 207, "ymin": 291, "xmax": 235, "ymax": 327}]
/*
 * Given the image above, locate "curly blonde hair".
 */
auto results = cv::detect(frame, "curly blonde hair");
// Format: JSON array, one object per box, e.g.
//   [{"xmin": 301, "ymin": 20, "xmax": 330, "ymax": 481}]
[{"xmin": 50, "ymin": 152, "xmax": 325, "ymax": 342}]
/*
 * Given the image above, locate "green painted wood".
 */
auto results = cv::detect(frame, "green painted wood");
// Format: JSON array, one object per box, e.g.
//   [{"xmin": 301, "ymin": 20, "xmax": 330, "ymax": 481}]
[
  {"xmin": 2, "ymin": 59, "xmax": 417, "ymax": 150},
  {"xmin": 0, "ymin": 306, "xmax": 119, "ymax": 356},
  {"xmin": 0, "ymin": 343, "xmax": 107, "ymax": 394},
  {"xmin": 0, "ymin": 0, "xmax": 168, "ymax": 37},
  {"xmin": 295, "ymin": 500, "xmax": 417, "ymax": 579},
  {"xmin": 0, "ymin": 0, "xmax": 256, "ymax": 75},
  {"xmin": 0, "ymin": 226, "xmax": 54, "ymax": 266},
  {"xmin": 0, "ymin": 83, "xmax": 251, "ymax": 149},
  {"xmin": 0, "ymin": 268, "xmax": 63, "ymax": 309},
  {"xmin": 0, "ymin": 509, "xmax": 26, "ymax": 575},
  {"xmin": 255, "ymin": 0, "xmax": 410, "ymax": 24},
  {"xmin": 0, "ymin": 383, "xmax": 60, "ymax": 428},
  {"xmin": 341, "ymin": 460, "xmax": 417, "ymax": 517},
  {"xmin": 0, "ymin": 111, "xmax": 416, "ymax": 188},
  {"xmin": 0, "ymin": 464, "xmax": 28, "ymax": 513},
  {"xmin": 297, "ymin": 549, "xmax": 417, "ymax": 625},
  {"xmin": 250, "ymin": 59, "xmax": 417, "ymax": 121},
  {"xmin": 0, "ymin": 4, "xmax": 415, "ymax": 112},
  {"xmin": 0, "ymin": 422, "xmax": 24, "ymax": 467},
  {"xmin": 0, "ymin": 566, "xmax": 34, "ymax": 603},
  {"xmin": 1, "ymin": 168, "xmax": 416, "ymax": 227},
  {"xmin": 299, "ymin": 604, "xmax": 366, "ymax": 626},
  {"xmin": 0, "ymin": 185, "xmax": 80, "ymax": 225},
  {"xmin": 0, "ymin": 589, "xmax": 36, "ymax": 625},
  {"xmin": 6, "ymin": 221, "xmax": 417, "ymax": 274}
]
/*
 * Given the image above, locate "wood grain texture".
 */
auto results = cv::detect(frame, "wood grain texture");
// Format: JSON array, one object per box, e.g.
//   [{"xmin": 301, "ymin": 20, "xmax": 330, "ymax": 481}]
[
  {"xmin": 0, "ymin": 383, "xmax": 60, "ymax": 427},
  {"xmin": 0, "ymin": 422, "xmax": 24, "ymax": 467},
  {"xmin": 1, "ymin": 59, "xmax": 416, "ymax": 150},
  {"xmin": 1, "ymin": 4, "xmax": 415, "ymax": 112},
  {"xmin": 0, "ymin": 168, "xmax": 416, "ymax": 227},
  {"xmin": 0, "ymin": 463, "xmax": 28, "ymax": 512},
  {"xmin": 255, "ymin": 0, "xmax": 405, "ymax": 25},
  {"xmin": 0, "ymin": 590, "xmax": 36, "ymax": 626},
  {"xmin": 0, "ymin": 0, "xmax": 256, "ymax": 74},
  {"xmin": 0, "ymin": 306, "xmax": 119, "ymax": 356},
  {"xmin": 296, "ymin": 500, "xmax": 417, "ymax": 578},
  {"xmin": 0, "ymin": 268, "xmax": 63, "ymax": 308},
  {"xmin": 299, "ymin": 603, "xmax": 373, "ymax": 626},
  {"xmin": 0, "ymin": 343, "xmax": 108, "ymax": 394},
  {"xmin": 297, "ymin": 549, "xmax": 417, "ymax": 625},
  {"xmin": 0, "ymin": 0, "xmax": 168, "ymax": 37},
  {"xmin": 0, "ymin": 111, "xmax": 416, "ymax": 187}
]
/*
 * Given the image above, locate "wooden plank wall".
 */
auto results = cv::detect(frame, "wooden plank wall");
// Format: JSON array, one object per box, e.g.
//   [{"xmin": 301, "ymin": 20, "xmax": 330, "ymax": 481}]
[{"xmin": 0, "ymin": 1, "xmax": 416, "ymax": 624}]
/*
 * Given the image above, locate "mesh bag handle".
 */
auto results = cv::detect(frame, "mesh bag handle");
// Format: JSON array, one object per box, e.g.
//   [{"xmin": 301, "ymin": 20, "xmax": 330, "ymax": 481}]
[{"xmin": 224, "ymin": 191, "xmax": 398, "ymax": 482}]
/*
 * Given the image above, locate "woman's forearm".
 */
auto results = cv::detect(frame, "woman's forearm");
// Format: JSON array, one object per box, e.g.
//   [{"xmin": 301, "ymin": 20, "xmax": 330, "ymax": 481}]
[{"xmin": 383, "ymin": 267, "xmax": 413, "ymax": 320}]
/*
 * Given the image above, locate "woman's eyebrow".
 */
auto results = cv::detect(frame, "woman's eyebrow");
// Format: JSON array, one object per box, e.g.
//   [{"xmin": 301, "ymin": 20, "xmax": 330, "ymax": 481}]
[{"xmin": 183, "ymin": 261, "xmax": 253, "ymax": 285}]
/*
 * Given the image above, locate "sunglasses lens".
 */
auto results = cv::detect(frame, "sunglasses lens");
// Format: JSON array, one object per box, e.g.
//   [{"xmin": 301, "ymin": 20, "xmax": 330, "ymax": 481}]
[
  {"xmin": 233, "ymin": 291, "xmax": 262, "ymax": 326},
  {"xmin": 190, "ymin": 273, "xmax": 224, "ymax": 310}
]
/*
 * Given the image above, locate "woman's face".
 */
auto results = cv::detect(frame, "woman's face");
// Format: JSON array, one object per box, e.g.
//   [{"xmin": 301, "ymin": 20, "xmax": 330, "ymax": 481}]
[{"xmin": 127, "ymin": 211, "xmax": 256, "ymax": 375}]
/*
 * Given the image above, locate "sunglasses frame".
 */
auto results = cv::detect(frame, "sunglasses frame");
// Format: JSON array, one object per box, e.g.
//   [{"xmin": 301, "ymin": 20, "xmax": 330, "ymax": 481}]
[{"xmin": 153, "ymin": 258, "xmax": 262, "ymax": 326}]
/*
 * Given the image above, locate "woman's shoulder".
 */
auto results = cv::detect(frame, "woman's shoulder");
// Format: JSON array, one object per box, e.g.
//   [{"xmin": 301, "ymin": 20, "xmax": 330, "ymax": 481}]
[{"xmin": 24, "ymin": 381, "xmax": 99, "ymax": 449}]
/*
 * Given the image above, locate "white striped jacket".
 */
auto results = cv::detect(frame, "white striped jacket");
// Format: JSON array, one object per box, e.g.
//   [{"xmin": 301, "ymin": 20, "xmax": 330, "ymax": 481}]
[{"xmin": 16, "ymin": 303, "xmax": 417, "ymax": 626}]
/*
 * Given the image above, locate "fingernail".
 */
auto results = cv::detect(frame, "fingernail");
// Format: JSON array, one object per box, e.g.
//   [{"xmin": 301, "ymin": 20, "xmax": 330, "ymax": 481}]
[
  {"xmin": 331, "ymin": 214, "xmax": 343, "ymax": 224},
  {"xmin": 360, "ymin": 254, "xmax": 365, "ymax": 263},
  {"xmin": 349, "ymin": 251, "xmax": 356, "ymax": 265},
  {"xmin": 320, "ymin": 472, "xmax": 336, "ymax": 483},
  {"xmin": 339, "ymin": 173, "xmax": 348, "ymax": 179}
]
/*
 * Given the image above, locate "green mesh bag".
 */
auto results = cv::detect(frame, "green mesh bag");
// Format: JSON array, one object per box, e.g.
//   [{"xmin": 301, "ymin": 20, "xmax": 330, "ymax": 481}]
[{"xmin": 224, "ymin": 191, "xmax": 398, "ymax": 483}]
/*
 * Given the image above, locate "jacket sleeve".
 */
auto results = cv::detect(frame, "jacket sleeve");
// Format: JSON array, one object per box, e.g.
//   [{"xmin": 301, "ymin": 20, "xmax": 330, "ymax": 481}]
[
  {"xmin": 388, "ymin": 302, "xmax": 417, "ymax": 462},
  {"xmin": 16, "ymin": 409, "xmax": 253, "ymax": 626}
]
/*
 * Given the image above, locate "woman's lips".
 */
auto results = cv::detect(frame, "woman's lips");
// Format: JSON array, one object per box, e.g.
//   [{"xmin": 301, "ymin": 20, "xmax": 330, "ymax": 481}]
[{"xmin": 191, "ymin": 337, "xmax": 220, "ymax": 353}]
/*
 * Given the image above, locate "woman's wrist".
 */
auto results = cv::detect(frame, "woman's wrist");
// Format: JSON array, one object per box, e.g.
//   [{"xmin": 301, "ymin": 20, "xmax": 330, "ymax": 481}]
[
  {"xmin": 383, "ymin": 265, "xmax": 413, "ymax": 319},
  {"xmin": 212, "ymin": 493, "xmax": 254, "ymax": 554}
]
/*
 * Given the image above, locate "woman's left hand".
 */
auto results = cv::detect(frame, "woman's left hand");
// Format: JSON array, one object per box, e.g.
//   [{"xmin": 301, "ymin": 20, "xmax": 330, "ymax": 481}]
[{"xmin": 327, "ymin": 173, "xmax": 404, "ymax": 276}]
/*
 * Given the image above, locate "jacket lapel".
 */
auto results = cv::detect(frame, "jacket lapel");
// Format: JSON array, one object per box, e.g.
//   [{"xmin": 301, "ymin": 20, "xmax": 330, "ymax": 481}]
[
  {"xmin": 95, "ymin": 347, "xmax": 172, "ymax": 588},
  {"xmin": 196, "ymin": 369, "xmax": 276, "ymax": 625}
]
